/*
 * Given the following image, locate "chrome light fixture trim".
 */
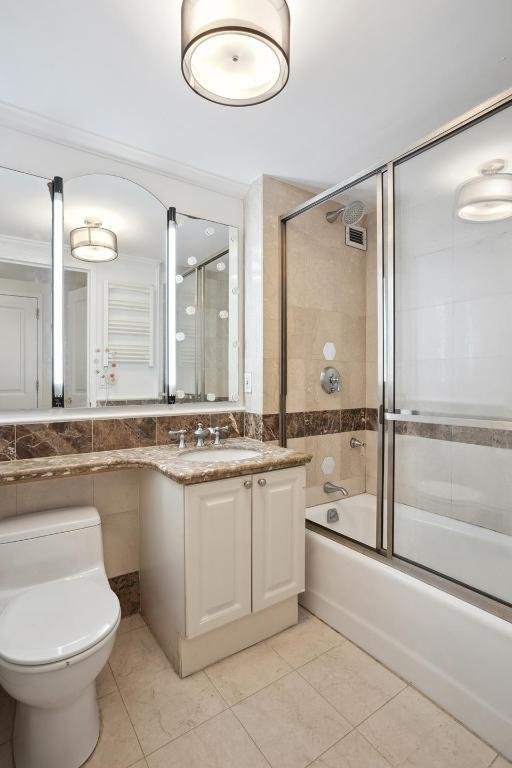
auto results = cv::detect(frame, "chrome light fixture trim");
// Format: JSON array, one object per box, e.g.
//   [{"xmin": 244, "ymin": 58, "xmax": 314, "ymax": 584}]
[
  {"xmin": 456, "ymin": 159, "xmax": 512, "ymax": 222},
  {"xmin": 70, "ymin": 217, "xmax": 118, "ymax": 262},
  {"xmin": 181, "ymin": 0, "xmax": 290, "ymax": 107},
  {"xmin": 166, "ymin": 207, "xmax": 177, "ymax": 403},
  {"xmin": 51, "ymin": 176, "xmax": 65, "ymax": 407}
]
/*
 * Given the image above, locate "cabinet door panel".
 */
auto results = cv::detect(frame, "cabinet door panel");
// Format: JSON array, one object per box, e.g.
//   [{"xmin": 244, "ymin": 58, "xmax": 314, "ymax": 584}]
[
  {"xmin": 185, "ymin": 476, "xmax": 252, "ymax": 638},
  {"xmin": 252, "ymin": 467, "xmax": 305, "ymax": 612}
]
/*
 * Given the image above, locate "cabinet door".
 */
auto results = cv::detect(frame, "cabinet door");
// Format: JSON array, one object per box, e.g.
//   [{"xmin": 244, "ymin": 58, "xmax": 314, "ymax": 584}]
[
  {"xmin": 252, "ymin": 466, "xmax": 306, "ymax": 612},
  {"xmin": 185, "ymin": 476, "xmax": 252, "ymax": 638}
]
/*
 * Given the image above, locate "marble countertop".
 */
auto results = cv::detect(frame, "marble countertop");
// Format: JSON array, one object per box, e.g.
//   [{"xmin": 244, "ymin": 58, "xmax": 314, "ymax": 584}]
[{"xmin": 0, "ymin": 439, "xmax": 312, "ymax": 486}]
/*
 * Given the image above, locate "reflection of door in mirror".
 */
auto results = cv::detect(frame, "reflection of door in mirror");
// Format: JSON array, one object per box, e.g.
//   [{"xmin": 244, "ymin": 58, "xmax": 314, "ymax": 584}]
[
  {"xmin": 0, "ymin": 167, "xmax": 52, "ymax": 411},
  {"xmin": 0, "ymin": 292, "xmax": 39, "ymax": 409},
  {"xmin": 64, "ymin": 174, "xmax": 166, "ymax": 407}
]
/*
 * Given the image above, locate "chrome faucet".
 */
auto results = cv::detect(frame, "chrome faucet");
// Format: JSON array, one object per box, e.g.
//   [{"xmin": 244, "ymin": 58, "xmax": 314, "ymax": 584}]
[
  {"xmin": 194, "ymin": 423, "xmax": 210, "ymax": 448},
  {"xmin": 168, "ymin": 428, "xmax": 187, "ymax": 449},
  {"xmin": 323, "ymin": 481, "xmax": 349, "ymax": 496},
  {"xmin": 209, "ymin": 425, "xmax": 230, "ymax": 446},
  {"xmin": 350, "ymin": 436, "xmax": 366, "ymax": 449}
]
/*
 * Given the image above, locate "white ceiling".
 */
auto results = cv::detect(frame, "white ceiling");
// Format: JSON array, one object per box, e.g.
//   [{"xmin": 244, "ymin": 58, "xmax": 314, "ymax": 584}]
[{"xmin": 0, "ymin": 0, "xmax": 511, "ymax": 192}]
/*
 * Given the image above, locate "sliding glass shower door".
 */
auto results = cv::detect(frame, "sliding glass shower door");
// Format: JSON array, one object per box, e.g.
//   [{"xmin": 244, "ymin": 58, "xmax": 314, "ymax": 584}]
[{"xmin": 388, "ymin": 101, "xmax": 512, "ymax": 604}]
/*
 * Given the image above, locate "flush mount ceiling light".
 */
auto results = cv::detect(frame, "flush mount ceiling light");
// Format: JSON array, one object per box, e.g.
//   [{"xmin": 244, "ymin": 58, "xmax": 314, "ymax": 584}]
[
  {"xmin": 181, "ymin": 0, "xmax": 290, "ymax": 107},
  {"xmin": 456, "ymin": 159, "xmax": 512, "ymax": 222},
  {"xmin": 70, "ymin": 218, "xmax": 118, "ymax": 262}
]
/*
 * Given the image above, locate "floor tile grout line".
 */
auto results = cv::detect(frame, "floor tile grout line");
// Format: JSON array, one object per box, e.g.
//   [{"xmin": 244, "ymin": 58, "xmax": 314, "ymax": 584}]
[
  {"xmin": 204, "ymin": 655, "xmax": 293, "ymax": 708},
  {"xmin": 141, "ymin": 708, "xmax": 252, "ymax": 762},
  {"xmin": 293, "ymin": 650, "xmax": 408, "ymax": 721},
  {"xmin": 229, "ymin": 702, "xmax": 274, "ymax": 768},
  {"xmin": 297, "ymin": 609, "xmax": 502, "ymax": 760},
  {"xmin": 299, "ymin": 682, "xmax": 409, "ymax": 768},
  {"xmin": 114, "ymin": 684, "xmax": 146, "ymax": 765}
]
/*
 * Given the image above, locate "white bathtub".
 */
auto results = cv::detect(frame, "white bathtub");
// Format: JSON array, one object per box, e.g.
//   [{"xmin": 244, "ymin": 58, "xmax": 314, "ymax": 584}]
[
  {"xmin": 307, "ymin": 492, "xmax": 512, "ymax": 603},
  {"xmin": 302, "ymin": 503, "xmax": 512, "ymax": 759}
]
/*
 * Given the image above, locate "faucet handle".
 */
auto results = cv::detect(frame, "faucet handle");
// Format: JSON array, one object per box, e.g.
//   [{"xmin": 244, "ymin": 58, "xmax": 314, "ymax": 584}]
[
  {"xmin": 194, "ymin": 422, "xmax": 210, "ymax": 448},
  {"xmin": 168, "ymin": 428, "xmax": 187, "ymax": 449},
  {"xmin": 209, "ymin": 425, "xmax": 230, "ymax": 445}
]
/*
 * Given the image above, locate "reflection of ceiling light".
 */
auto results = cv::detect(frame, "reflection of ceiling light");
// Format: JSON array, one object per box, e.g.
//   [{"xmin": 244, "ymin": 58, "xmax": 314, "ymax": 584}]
[
  {"xmin": 176, "ymin": 332, "xmax": 185, "ymax": 341},
  {"xmin": 456, "ymin": 159, "xmax": 512, "ymax": 222},
  {"xmin": 176, "ymin": 389, "xmax": 185, "ymax": 399},
  {"xmin": 216, "ymin": 261, "xmax": 226, "ymax": 271},
  {"xmin": 176, "ymin": 274, "xmax": 184, "ymax": 284},
  {"xmin": 181, "ymin": 0, "xmax": 290, "ymax": 107},
  {"xmin": 187, "ymin": 256, "xmax": 197, "ymax": 266},
  {"xmin": 185, "ymin": 305, "xmax": 196, "ymax": 315},
  {"xmin": 205, "ymin": 227, "xmax": 215, "ymax": 237},
  {"xmin": 70, "ymin": 218, "xmax": 118, "ymax": 262},
  {"xmin": 219, "ymin": 310, "xmax": 228, "ymax": 319}
]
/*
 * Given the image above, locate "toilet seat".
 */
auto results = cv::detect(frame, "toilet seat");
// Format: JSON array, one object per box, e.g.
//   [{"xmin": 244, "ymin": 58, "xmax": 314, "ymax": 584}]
[{"xmin": 0, "ymin": 578, "xmax": 120, "ymax": 666}]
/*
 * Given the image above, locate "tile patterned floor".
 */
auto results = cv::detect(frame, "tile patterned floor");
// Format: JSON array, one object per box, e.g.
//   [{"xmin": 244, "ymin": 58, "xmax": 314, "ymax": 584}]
[{"xmin": 0, "ymin": 607, "xmax": 510, "ymax": 768}]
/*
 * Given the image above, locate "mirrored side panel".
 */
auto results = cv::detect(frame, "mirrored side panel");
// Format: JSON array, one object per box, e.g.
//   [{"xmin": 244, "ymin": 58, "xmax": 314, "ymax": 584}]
[
  {"xmin": 175, "ymin": 214, "xmax": 239, "ymax": 404},
  {"xmin": 0, "ymin": 167, "xmax": 52, "ymax": 411},
  {"xmin": 63, "ymin": 174, "xmax": 167, "ymax": 407}
]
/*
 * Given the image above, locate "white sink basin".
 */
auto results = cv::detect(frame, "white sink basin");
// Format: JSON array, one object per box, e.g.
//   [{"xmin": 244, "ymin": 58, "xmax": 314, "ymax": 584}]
[{"xmin": 181, "ymin": 448, "xmax": 261, "ymax": 463}]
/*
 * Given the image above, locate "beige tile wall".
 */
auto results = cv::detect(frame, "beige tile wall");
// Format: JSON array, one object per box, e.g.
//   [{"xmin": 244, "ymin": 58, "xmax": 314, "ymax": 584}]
[
  {"xmin": 0, "ymin": 470, "xmax": 140, "ymax": 579},
  {"xmin": 286, "ymin": 199, "xmax": 367, "ymax": 417},
  {"xmin": 244, "ymin": 176, "xmax": 380, "ymax": 507}
]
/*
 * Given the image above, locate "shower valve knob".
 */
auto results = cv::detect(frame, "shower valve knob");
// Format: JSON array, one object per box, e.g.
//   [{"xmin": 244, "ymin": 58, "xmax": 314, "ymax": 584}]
[{"xmin": 320, "ymin": 366, "xmax": 342, "ymax": 394}]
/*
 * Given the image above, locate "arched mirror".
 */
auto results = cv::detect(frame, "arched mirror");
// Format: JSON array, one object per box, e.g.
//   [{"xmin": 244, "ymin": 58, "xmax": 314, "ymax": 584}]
[{"xmin": 63, "ymin": 175, "xmax": 167, "ymax": 407}]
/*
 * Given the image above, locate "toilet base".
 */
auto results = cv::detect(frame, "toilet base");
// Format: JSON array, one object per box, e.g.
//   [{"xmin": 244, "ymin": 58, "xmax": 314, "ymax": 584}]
[{"xmin": 13, "ymin": 682, "xmax": 99, "ymax": 768}]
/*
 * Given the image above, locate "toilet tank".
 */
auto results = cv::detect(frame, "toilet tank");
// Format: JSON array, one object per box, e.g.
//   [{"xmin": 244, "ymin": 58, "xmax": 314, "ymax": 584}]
[{"xmin": 0, "ymin": 507, "xmax": 107, "ymax": 607}]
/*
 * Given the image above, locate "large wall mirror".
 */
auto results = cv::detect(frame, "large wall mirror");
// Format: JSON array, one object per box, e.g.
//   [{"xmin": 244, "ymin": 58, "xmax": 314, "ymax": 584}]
[
  {"xmin": 0, "ymin": 167, "xmax": 240, "ymax": 412},
  {"xmin": 63, "ymin": 174, "xmax": 167, "ymax": 407},
  {"xmin": 0, "ymin": 167, "xmax": 52, "ymax": 411}
]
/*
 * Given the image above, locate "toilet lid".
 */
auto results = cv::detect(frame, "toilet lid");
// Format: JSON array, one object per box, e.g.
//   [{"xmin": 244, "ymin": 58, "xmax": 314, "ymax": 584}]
[{"xmin": 0, "ymin": 578, "xmax": 120, "ymax": 666}]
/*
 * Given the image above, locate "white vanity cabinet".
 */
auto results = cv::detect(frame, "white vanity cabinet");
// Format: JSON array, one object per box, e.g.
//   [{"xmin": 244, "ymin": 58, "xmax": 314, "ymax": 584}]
[
  {"xmin": 251, "ymin": 468, "xmax": 305, "ymax": 612},
  {"xmin": 185, "ymin": 476, "xmax": 252, "ymax": 638},
  {"xmin": 140, "ymin": 464, "xmax": 305, "ymax": 676}
]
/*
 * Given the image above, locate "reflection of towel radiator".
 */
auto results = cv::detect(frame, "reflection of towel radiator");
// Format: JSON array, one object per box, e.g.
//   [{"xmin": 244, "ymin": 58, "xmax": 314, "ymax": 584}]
[{"xmin": 104, "ymin": 280, "xmax": 154, "ymax": 366}]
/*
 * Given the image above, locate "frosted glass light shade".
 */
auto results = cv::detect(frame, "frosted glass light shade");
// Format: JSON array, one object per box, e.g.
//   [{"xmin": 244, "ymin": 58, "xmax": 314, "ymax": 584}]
[
  {"xmin": 70, "ymin": 219, "xmax": 118, "ymax": 262},
  {"xmin": 181, "ymin": 0, "xmax": 290, "ymax": 106},
  {"xmin": 456, "ymin": 168, "xmax": 512, "ymax": 222}
]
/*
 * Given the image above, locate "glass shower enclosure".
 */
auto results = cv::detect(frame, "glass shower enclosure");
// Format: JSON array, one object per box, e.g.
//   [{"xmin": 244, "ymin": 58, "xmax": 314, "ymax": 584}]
[{"xmin": 281, "ymin": 92, "xmax": 512, "ymax": 609}]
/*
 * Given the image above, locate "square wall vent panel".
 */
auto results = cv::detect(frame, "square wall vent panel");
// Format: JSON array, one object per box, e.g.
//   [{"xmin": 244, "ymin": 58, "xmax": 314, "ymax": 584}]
[{"xmin": 345, "ymin": 225, "xmax": 367, "ymax": 251}]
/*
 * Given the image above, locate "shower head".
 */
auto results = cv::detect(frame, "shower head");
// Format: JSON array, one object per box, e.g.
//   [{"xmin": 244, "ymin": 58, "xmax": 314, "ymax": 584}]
[{"xmin": 326, "ymin": 200, "xmax": 366, "ymax": 226}]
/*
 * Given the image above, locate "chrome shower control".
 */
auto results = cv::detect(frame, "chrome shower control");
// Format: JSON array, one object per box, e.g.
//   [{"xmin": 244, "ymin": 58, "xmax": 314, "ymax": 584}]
[
  {"xmin": 244, "ymin": 480, "xmax": 252, "ymax": 489},
  {"xmin": 258, "ymin": 478, "xmax": 267, "ymax": 487},
  {"xmin": 320, "ymin": 366, "xmax": 342, "ymax": 394}
]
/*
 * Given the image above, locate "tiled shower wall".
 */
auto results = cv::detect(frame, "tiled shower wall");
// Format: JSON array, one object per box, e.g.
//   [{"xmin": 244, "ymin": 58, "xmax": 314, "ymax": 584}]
[{"xmin": 278, "ymin": 181, "xmax": 378, "ymax": 507}]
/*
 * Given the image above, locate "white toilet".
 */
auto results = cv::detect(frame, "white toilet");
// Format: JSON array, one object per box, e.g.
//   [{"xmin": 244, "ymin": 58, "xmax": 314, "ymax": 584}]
[{"xmin": 0, "ymin": 506, "xmax": 121, "ymax": 768}]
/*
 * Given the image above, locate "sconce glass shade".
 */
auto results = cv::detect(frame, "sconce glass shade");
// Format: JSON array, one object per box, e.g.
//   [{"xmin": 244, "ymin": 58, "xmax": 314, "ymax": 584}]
[
  {"xmin": 70, "ymin": 218, "xmax": 118, "ymax": 262},
  {"xmin": 456, "ymin": 161, "xmax": 512, "ymax": 222},
  {"xmin": 181, "ymin": 0, "xmax": 290, "ymax": 106}
]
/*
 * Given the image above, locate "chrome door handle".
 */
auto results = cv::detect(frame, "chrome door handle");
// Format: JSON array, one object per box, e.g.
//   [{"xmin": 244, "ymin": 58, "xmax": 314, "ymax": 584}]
[
  {"xmin": 258, "ymin": 478, "xmax": 267, "ymax": 487},
  {"xmin": 243, "ymin": 480, "xmax": 252, "ymax": 489}
]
